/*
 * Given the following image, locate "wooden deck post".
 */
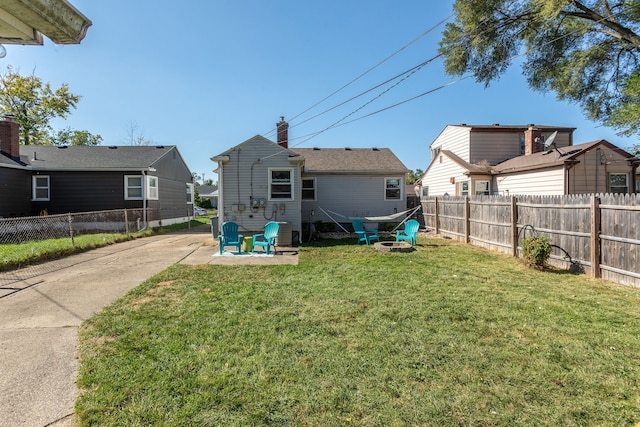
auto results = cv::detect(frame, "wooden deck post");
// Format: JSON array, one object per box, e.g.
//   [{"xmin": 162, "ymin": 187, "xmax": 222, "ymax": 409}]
[{"xmin": 591, "ymin": 195, "xmax": 601, "ymax": 278}]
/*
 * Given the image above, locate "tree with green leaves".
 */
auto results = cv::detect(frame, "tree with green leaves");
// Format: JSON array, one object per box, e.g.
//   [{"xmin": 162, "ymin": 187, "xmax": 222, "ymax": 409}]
[
  {"xmin": 439, "ymin": 1, "xmax": 640, "ymax": 136},
  {"xmin": 406, "ymin": 168, "xmax": 424, "ymax": 184},
  {"xmin": 0, "ymin": 65, "xmax": 101, "ymax": 145},
  {"xmin": 50, "ymin": 127, "xmax": 103, "ymax": 146}
]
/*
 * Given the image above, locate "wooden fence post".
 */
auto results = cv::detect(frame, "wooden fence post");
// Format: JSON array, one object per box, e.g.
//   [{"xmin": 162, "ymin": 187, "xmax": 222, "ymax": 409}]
[
  {"xmin": 511, "ymin": 196, "xmax": 518, "ymax": 257},
  {"xmin": 464, "ymin": 196, "xmax": 470, "ymax": 244},
  {"xmin": 591, "ymin": 195, "xmax": 601, "ymax": 278},
  {"xmin": 434, "ymin": 197, "xmax": 440, "ymax": 235}
]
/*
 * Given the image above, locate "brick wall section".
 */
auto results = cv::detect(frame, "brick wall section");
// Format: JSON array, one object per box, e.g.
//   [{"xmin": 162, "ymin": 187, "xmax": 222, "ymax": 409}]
[
  {"xmin": 524, "ymin": 126, "xmax": 542, "ymax": 155},
  {"xmin": 276, "ymin": 116, "xmax": 288, "ymax": 148},
  {"xmin": 0, "ymin": 118, "xmax": 20, "ymax": 160}
]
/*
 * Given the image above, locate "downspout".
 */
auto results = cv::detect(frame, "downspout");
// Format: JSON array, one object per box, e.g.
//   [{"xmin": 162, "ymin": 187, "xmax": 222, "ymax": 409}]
[{"xmin": 212, "ymin": 155, "xmax": 230, "ymax": 231}]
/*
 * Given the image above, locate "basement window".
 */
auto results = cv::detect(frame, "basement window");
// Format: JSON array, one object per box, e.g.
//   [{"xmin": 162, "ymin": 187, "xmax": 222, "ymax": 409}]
[{"xmin": 32, "ymin": 175, "xmax": 50, "ymax": 201}]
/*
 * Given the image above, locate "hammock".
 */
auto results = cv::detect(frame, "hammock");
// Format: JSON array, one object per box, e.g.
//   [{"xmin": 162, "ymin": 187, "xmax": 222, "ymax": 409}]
[{"xmin": 319, "ymin": 205, "xmax": 422, "ymax": 233}]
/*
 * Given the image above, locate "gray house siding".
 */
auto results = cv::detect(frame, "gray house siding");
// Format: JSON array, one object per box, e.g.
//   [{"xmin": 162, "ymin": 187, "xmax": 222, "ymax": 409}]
[
  {"xmin": 0, "ymin": 167, "xmax": 31, "ymax": 217},
  {"xmin": 302, "ymin": 174, "xmax": 406, "ymax": 223},
  {"xmin": 216, "ymin": 136, "xmax": 303, "ymax": 240}
]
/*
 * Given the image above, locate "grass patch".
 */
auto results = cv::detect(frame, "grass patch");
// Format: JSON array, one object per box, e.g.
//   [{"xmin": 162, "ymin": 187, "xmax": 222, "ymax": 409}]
[
  {"xmin": 77, "ymin": 238, "xmax": 640, "ymax": 426},
  {"xmin": 0, "ymin": 219, "xmax": 208, "ymax": 272}
]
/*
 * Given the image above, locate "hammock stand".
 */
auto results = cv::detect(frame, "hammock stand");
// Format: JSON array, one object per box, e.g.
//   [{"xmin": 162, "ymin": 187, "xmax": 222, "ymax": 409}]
[{"xmin": 319, "ymin": 205, "xmax": 422, "ymax": 233}]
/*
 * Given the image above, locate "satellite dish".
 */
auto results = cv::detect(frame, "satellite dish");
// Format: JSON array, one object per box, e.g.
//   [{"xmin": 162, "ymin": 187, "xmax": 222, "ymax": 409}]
[
  {"xmin": 543, "ymin": 131, "xmax": 558, "ymax": 150},
  {"xmin": 0, "ymin": 44, "xmax": 6, "ymax": 59}
]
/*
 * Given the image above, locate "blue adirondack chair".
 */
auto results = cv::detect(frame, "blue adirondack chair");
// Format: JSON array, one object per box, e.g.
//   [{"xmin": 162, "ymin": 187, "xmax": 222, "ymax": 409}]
[
  {"xmin": 252, "ymin": 221, "xmax": 280, "ymax": 254},
  {"xmin": 352, "ymin": 219, "xmax": 379, "ymax": 245},
  {"xmin": 218, "ymin": 221, "xmax": 243, "ymax": 254},
  {"xmin": 396, "ymin": 219, "xmax": 420, "ymax": 246}
]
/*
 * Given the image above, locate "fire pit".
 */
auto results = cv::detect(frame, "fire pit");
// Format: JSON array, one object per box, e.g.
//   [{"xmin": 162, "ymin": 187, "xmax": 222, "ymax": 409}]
[{"xmin": 374, "ymin": 241, "xmax": 412, "ymax": 253}]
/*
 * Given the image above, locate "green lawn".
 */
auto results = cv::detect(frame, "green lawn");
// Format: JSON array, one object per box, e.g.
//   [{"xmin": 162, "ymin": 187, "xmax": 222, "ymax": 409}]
[{"xmin": 76, "ymin": 238, "xmax": 640, "ymax": 426}]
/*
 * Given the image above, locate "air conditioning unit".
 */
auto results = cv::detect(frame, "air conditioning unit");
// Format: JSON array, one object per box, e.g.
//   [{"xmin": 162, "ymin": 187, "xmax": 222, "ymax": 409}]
[{"xmin": 276, "ymin": 222, "xmax": 292, "ymax": 246}]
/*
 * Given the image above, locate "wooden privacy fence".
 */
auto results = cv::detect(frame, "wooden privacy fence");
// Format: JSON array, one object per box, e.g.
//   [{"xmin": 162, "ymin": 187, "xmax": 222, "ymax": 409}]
[{"xmin": 420, "ymin": 194, "xmax": 640, "ymax": 288}]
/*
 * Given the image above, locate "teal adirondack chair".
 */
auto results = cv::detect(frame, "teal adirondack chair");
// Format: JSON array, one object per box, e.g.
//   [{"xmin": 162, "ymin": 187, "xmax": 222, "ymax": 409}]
[
  {"xmin": 219, "ymin": 221, "xmax": 243, "ymax": 254},
  {"xmin": 396, "ymin": 219, "xmax": 420, "ymax": 246},
  {"xmin": 252, "ymin": 221, "xmax": 280, "ymax": 255},
  {"xmin": 352, "ymin": 219, "xmax": 379, "ymax": 245}
]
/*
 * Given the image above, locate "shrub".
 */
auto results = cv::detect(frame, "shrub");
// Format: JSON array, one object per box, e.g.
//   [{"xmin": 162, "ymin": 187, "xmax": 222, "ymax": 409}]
[{"xmin": 521, "ymin": 236, "xmax": 552, "ymax": 267}]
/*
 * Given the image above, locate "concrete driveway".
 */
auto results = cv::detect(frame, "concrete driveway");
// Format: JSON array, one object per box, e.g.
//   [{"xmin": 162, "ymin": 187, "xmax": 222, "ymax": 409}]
[{"xmin": 0, "ymin": 225, "xmax": 297, "ymax": 426}]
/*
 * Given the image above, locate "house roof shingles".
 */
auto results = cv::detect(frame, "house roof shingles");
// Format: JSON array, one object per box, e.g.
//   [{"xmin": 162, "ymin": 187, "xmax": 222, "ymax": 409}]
[
  {"xmin": 291, "ymin": 147, "xmax": 409, "ymax": 174},
  {"xmin": 491, "ymin": 140, "xmax": 630, "ymax": 174},
  {"xmin": 18, "ymin": 145, "xmax": 177, "ymax": 170}
]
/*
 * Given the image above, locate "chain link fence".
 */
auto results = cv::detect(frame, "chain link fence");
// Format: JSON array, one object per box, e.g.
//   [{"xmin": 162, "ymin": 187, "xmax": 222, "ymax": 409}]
[{"xmin": 0, "ymin": 209, "xmax": 150, "ymax": 295}]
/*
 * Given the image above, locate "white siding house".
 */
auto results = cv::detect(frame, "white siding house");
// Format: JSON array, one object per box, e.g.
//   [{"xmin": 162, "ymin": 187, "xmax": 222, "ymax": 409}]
[
  {"xmin": 212, "ymin": 120, "xmax": 410, "ymax": 243},
  {"xmin": 291, "ymin": 147, "xmax": 409, "ymax": 224},
  {"xmin": 212, "ymin": 135, "xmax": 304, "ymax": 242},
  {"xmin": 416, "ymin": 124, "xmax": 639, "ymax": 198}
]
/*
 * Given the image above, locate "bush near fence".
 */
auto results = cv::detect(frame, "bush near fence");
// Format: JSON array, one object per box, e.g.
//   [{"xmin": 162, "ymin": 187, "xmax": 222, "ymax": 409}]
[{"xmin": 421, "ymin": 194, "xmax": 640, "ymax": 288}]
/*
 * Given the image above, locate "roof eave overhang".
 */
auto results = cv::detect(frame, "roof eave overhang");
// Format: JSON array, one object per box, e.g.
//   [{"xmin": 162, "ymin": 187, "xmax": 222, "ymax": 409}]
[{"xmin": 0, "ymin": 0, "xmax": 91, "ymax": 45}]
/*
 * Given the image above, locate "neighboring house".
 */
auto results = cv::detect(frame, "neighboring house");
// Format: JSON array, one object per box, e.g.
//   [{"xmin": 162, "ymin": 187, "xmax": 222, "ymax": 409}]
[
  {"xmin": 493, "ymin": 139, "xmax": 639, "ymax": 195},
  {"xmin": 0, "ymin": 118, "xmax": 195, "ymax": 224},
  {"xmin": 418, "ymin": 123, "xmax": 639, "ymax": 197},
  {"xmin": 195, "ymin": 184, "xmax": 218, "ymax": 208},
  {"xmin": 211, "ymin": 118, "xmax": 410, "ymax": 244}
]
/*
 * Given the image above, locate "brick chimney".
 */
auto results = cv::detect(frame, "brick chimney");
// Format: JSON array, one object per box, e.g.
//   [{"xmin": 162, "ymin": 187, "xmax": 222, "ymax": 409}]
[
  {"xmin": 524, "ymin": 125, "xmax": 542, "ymax": 155},
  {"xmin": 0, "ymin": 115, "xmax": 20, "ymax": 161},
  {"xmin": 276, "ymin": 116, "xmax": 288, "ymax": 148}
]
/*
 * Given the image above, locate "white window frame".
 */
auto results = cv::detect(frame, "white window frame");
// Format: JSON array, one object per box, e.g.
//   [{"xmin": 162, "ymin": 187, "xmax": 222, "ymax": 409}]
[
  {"xmin": 269, "ymin": 168, "xmax": 294, "ymax": 200},
  {"xmin": 125, "ymin": 175, "xmax": 144, "ymax": 200},
  {"xmin": 475, "ymin": 180, "xmax": 491, "ymax": 196},
  {"xmin": 302, "ymin": 178, "xmax": 316, "ymax": 201},
  {"xmin": 421, "ymin": 186, "xmax": 429, "ymax": 199},
  {"xmin": 385, "ymin": 177, "xmax": 402, "ymax": 200},
  {"xmin": 147, "ymin": 175, "xmax": 159, "ymax": 200},
  {"xmin": 609, "ymin": 173, "xmax": 628, "ymax": 194},
  {"xmin": 460, "ymin": 181, "xmax": 469, "ymax": 196},
  {"xmin": 32, "ymin": 175, "xmax": 50, "ymax": 201},
  {"xmin": 186, "ymin": 182, "xmax": 194, "ymax": 204}
]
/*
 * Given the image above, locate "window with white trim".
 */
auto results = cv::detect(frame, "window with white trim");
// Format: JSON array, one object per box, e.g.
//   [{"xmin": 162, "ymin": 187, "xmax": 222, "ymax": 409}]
[
  {"xmin": 147, "ymin": 175, "xmax": 159, "ymax": 200},
  {"xmin": 125, "ymin": 175, "xmax": 144, "ymax": 200},
  {"xmin": 421, "ymin": 186, "xmax": 429, "ymax": 198},
  {"xmin": 475, "ymin": 180, "xmax": 490, "ymax": 195},
  {"xmin": 32, "ymin": 175, "xmax": 50, "ymax": 201},
  {"xmin": 385, "ymin": 177, "xmax": 402, "ymax": 200},
  {"xmin": 186, "ymin": 182, "xmax": 194, "ymax": 204},
  {"xmin": 302, "ymin": 178, "xmax": 316, "ymax": 200},
  {"xmin": 269, "ymin": 168, "xmax": 293, "ymax": 200},
  {"xmin": 609, "ymin": 173, "xmax": 628, "ymax": 194},
  {"xmin": 460, "ymin": 181, "xmax": 469, "ymax": 196}
]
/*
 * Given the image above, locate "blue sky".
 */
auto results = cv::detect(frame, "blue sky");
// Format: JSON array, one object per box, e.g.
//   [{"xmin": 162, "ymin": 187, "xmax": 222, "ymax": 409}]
[{"xmin": 3, "ymin": 1, "xmax": 636, "ymax": 182}]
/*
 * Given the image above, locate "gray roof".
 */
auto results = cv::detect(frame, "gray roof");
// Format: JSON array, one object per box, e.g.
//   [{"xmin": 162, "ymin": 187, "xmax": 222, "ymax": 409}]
[
  {"xmin": 492, "ymin": 140, "xmax": 638, "ymax": 174},
  {"xmin": 196, "ymin": 184, "xmax": 217, "ymax": 197},
  {"xmin": 291, "ymin": 147, "xmax": 409, "ymax": 174},
  {"xmin": 18, "ymin": 145, "xmax": 178, "ymax": 170}
]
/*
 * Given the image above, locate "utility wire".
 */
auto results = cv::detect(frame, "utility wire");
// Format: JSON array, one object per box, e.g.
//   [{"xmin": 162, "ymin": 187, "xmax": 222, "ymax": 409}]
[
  {"xmin": 283, "ymin": 3, "xmax": 634, "ymax": 147},
  {"xmin": 263, "ymin": 13, "xmax": 453, "ymax": 137}
]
